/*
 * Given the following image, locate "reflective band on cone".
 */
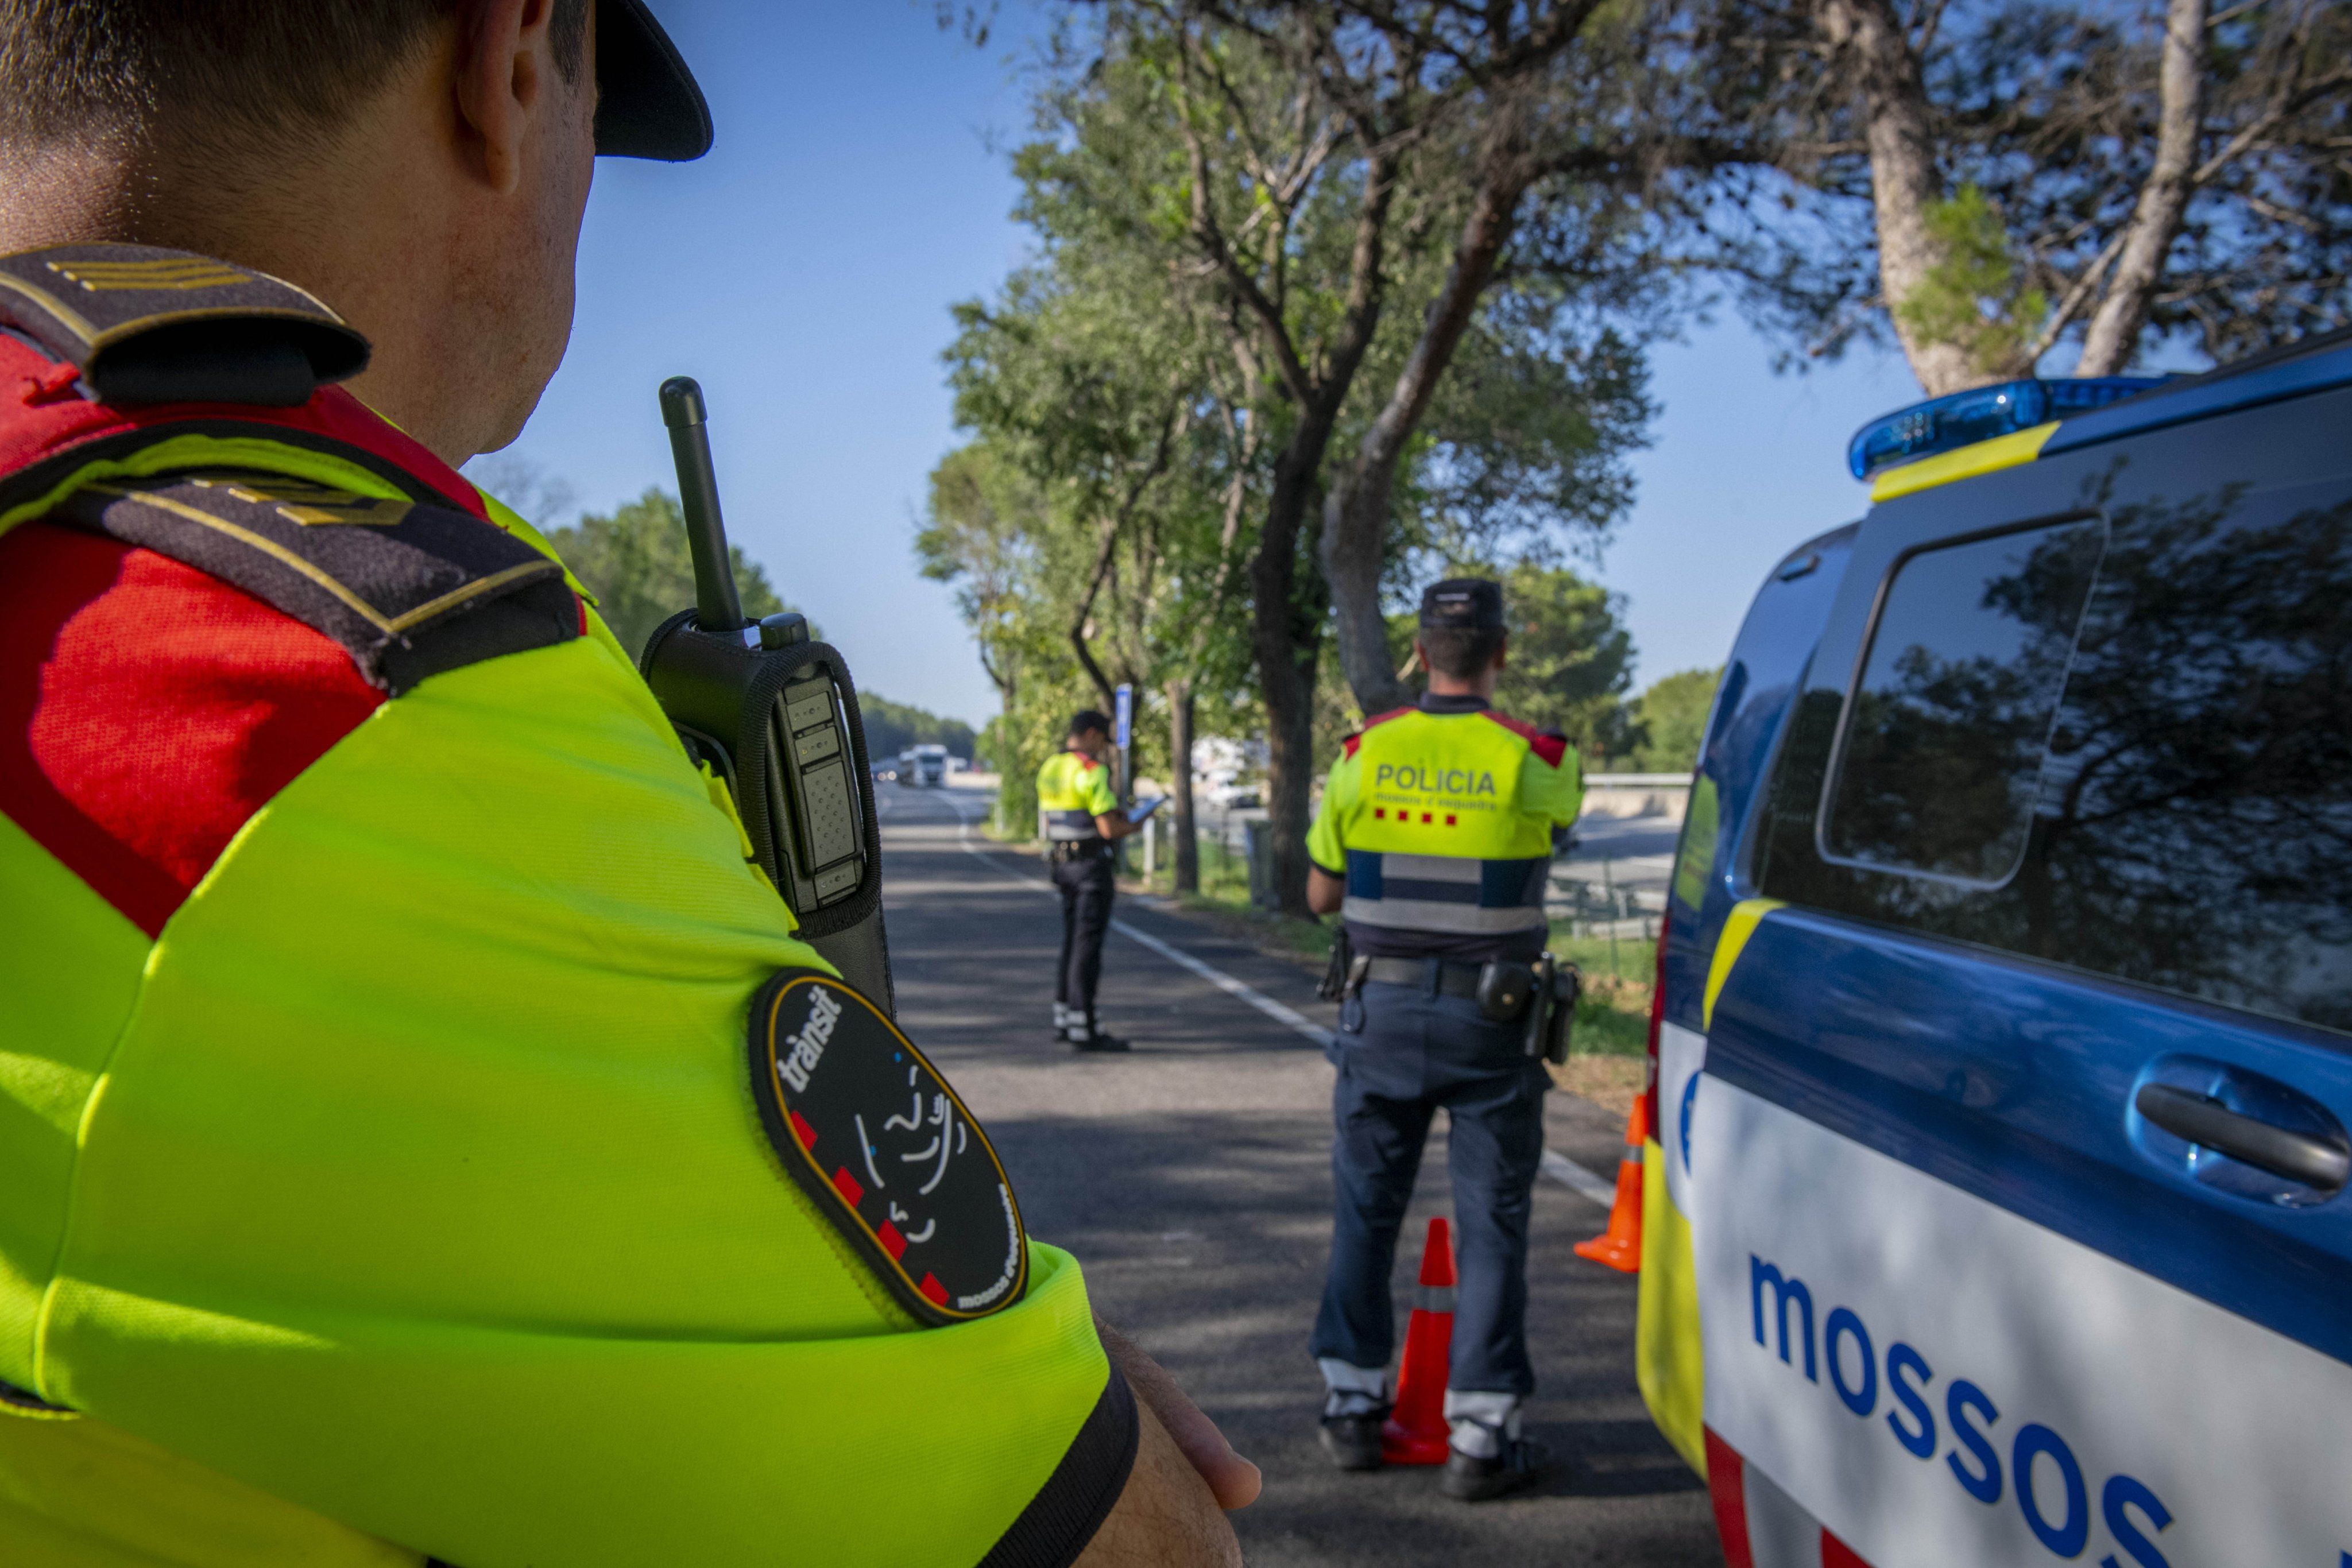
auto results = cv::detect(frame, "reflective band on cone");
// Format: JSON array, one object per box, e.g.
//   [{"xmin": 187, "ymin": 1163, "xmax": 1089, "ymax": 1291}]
[
  {"xmin": 1573, "ymin": 1093, "xmax": 1647, "ymax": 1273},
  {"xmin": 1380, "ymin": 1216, "xmax": 1457, "ymax": 1465}
]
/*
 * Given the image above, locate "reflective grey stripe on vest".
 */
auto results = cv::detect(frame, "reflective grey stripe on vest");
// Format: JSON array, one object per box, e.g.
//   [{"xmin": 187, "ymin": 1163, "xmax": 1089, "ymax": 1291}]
[
  {"xmin": 1341, "ymin": 849, "xmax": 1549, "ymax": 935},
  {"xmin": 1041, "ymin": 808, "xmax": 1102, "ymax": 842}
]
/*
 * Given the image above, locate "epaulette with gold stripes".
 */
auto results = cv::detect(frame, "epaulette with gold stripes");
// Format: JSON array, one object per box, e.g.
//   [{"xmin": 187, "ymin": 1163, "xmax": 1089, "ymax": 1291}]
[
  {"xmin": 56, "ymin": 470, "xmax": 577, "ymax": 695},
  {"xmin": 0, "ymin": 242, "xmax": 366, "ymax": 405}
]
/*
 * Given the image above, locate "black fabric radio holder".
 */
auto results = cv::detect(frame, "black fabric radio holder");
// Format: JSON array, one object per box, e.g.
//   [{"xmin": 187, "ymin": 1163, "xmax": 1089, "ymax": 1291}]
[
  {"xmin": 641, "ymin": 610, "xmax": 892, "ymax": 1007},
  {"xmin": 1317, "ymin": 924, "xmax": 1356, "ymax": 1003},
  {"xmin": 1523, "ymin": 954, "xmax": 1581, "ymax": 1064}
]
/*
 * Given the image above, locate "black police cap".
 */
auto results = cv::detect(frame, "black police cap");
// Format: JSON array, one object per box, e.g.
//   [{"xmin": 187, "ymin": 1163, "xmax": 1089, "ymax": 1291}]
[
  {"xmin": 1418, "ymin": 577, "xmax": 1504, "ymax": 630},
  {"xmin": 1070, "ymin": 710, "xmax": 1112, "ymax": 737},
  {"xmin": 595, "ymin": 0, "xmax": 713, "ymax": 162}
]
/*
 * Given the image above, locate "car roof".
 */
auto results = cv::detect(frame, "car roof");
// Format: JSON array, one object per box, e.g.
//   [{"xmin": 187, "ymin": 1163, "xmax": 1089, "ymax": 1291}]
[{"xmin": 1870, "ymin": 326, "xmax": 2352, "ymax": 506}]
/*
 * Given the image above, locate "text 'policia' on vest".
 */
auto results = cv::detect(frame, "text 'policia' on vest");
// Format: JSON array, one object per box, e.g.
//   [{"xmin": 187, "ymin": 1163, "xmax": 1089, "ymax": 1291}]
[
  {"xmin": 1311, "ymin": 699, "xmax": 1582, "ymax": 959},
  {"xmin": 0, "ymin": 245, "xmax": 1134, "ymax": 1568}
]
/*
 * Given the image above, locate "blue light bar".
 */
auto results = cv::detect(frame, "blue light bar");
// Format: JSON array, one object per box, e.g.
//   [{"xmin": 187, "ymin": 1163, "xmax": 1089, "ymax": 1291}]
[{"xmin": 1847, "ymin": 377, "xmax": 2167, "ymax": 479}]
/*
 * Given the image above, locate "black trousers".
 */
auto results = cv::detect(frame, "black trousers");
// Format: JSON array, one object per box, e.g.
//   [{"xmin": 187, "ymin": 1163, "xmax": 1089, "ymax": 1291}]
[
  {"xmin": 1051, "ymin": 849, "xmax": 1116, "ymax": 1017},
  {"xmin": 1310, "ymin": 978, "xmax": 1549, "ymax": 1395}
]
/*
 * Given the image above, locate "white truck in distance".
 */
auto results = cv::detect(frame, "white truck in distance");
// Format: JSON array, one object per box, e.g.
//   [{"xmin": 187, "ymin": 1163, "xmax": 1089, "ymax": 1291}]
[{"xmin": 896, "ymin": 745, "xmax": 948, "ymax": 788}]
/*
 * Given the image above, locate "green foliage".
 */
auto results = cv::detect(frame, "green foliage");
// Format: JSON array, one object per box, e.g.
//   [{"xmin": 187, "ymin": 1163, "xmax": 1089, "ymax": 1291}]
[
  {"xmin": 1372, "ymin": 561, "xmax": 1641, "ymax": 761},
  {"xmin": 1626, "ymin": 666, "xmax": 1722, "ymax": 773},
  {"xmin": 1892, "ymin": 185, "xmax": 2051, "ymax": 380},
  {"xmin": 546, "ymin": 489, "xmax": 794, "ymax": 660},
  {"xmin": 1491, "ymin": 562, "xmax": 1639, "ymax": 758},
  {"xmin": 860, "ymin": 697, "xmax": 977, "ymax": 764}
]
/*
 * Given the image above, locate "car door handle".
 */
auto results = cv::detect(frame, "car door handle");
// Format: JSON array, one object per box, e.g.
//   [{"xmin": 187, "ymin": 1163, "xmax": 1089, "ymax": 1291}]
[{"xmin": 2135, "ymin": 1082, "xmax": 2352, "ymax": 1193}]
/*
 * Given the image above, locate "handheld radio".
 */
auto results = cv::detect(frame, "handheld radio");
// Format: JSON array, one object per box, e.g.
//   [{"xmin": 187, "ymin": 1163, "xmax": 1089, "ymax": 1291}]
[{"xmin": 639, "ymin": 376, "xmax": 895, "ymax": 1009}]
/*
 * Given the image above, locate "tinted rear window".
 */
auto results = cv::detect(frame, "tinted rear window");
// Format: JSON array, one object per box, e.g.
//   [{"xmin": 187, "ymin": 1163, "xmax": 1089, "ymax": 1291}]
[
  {"xmin": 1759, "ymin": 459, "xmax": 2352, "ymax": 1036},
  {"xmin": 1823, "ymin": 519, "xmax": 2105, "ymax": 886}
]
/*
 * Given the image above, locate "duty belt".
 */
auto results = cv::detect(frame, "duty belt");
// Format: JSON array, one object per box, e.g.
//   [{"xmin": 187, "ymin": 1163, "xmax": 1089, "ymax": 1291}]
[{"xmin": 1351, "ymin": 956, "xmax": 1506, "ymax": 1006}]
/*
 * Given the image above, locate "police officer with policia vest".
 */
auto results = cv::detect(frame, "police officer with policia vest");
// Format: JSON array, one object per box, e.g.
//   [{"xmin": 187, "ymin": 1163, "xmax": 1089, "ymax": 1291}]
[
  {"xmin": 1036, "ymin": 710, "xmax": 1143, "ymax": 1052},
  {"xmin": 1304, "ymin": 577, "xmax": 1584, "ymax": 1500},
  {"xmin": 0, "ymin": 2, "xmax": 1259, "ymax": 1563}
]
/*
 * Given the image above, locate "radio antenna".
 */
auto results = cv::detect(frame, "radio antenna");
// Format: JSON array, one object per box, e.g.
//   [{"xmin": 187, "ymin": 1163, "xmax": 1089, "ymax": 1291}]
[{"xmin": 659, "ymin": 375, "xmax": 746, "ymax": 632}]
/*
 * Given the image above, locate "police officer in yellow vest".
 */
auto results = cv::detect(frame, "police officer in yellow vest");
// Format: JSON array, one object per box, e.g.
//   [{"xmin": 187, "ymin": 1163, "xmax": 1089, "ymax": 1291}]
[
  {"xmin": 0, "ymin": 3, "xmax": 1258, "ymax": 1564},
  {"xmin": 1037, "ymin": 709, "xmax": 1142, "ymax": 1051},
  {"xmin": 1303, "ymin": 578, "xmax": 1583, "ymax": 1500}
]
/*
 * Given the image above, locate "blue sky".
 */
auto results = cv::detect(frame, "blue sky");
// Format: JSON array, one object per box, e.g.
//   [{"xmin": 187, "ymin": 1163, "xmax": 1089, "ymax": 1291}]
[{"xmin": 478, "ymin": 1, "xmax": 1928, "ymax": 726}]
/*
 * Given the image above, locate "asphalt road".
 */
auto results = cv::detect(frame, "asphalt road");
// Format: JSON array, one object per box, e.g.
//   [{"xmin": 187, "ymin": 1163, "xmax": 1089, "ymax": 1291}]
[{"xmin": 872, "ymin": 784, "xmax": 1720, "ymax": 1566}]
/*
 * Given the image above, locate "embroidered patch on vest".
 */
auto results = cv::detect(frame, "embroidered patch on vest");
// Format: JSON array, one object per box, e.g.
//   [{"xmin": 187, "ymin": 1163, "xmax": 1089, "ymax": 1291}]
[
  {"xmin": 53, "ymin": 469, "xmax": 576, "ymax": 695},
  {"xmin": 749, "ymin": 969, "xmax": 1028, "ymax": 1325}
]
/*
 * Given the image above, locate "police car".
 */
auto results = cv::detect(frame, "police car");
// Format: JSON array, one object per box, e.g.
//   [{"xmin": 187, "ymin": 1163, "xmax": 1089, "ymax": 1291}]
[{"xmin": 1635, "ymin": 329, "xmax": 2352, "ymax": 1566}]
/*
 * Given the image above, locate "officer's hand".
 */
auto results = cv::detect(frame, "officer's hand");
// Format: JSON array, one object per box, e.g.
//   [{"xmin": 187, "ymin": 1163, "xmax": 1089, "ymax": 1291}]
[
  {"xmin": 1097, "ymin": 1317, "xmax": 1262, "ymax": 1509},
  {"xmin": 1077, "ymin": 1394, "xmax": 1245, "ymax": 1567}
]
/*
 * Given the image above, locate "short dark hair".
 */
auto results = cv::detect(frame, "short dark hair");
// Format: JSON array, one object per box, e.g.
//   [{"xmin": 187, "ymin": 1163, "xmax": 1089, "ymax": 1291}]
[
  {"xmin": 1068, "ymin": 709, "xmax": 1111, "ymax": 738},
  {"xmin": 1419, "ymin": 625, "xmax": 1506, "ymax": 681},
  {"xmin": 0, "ymin": 0, "xmax": 587, "ymax": 146}
]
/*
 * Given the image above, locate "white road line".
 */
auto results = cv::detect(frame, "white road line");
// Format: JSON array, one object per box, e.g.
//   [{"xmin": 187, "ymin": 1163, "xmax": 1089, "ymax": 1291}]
[
  {"xmin": 1541, "ymin": 1148, "xmax": 1622, "ymax": 1207},
  {"xmin": 926, "ymin": 792, "xmax": 1612, "ymax": 1205}
]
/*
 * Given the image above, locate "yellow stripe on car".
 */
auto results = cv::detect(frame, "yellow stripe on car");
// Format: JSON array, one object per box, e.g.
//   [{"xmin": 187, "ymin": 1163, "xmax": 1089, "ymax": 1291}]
[
  {"xmin": 1869, "ymin": 421, "xmax": 2059, "ymax": 503},
  {"xmin": 1705, "ymin": 897, "xmax": 1786, "ymax": 1029}
]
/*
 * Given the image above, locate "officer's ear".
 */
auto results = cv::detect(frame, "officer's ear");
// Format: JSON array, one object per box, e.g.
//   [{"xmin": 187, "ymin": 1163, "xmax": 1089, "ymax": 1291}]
[
  {"xmin": 454, "ymin": 0, "xmax": 570, "ymax": 195},
  {"xmin": 1490, "ymin": 632, "xmax": 1508, "ymax": 675}
]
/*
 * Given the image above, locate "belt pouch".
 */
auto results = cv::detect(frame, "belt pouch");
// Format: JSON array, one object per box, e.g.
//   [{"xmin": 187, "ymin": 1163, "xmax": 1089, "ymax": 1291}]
[{"xmin": 1476, "ymin": 960, "xmax": 1535, "ymax": 1022}]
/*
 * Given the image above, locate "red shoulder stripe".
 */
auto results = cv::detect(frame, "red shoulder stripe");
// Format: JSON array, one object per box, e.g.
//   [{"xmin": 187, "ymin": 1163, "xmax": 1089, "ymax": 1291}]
[
  {"xmin": 1341, "ymin": 706, "xmax": 1414, "ymax": 760},
  {"xmin": 0, "ymin": 336, "xmax": 485, "ymax": 520},
  {"xmin": 1480, "ymin": 709, "xmax": 1568, "ymax": 768},
  {"xmin": 0, "ymin": 524, "xmax": 382, "ymax": 936}
]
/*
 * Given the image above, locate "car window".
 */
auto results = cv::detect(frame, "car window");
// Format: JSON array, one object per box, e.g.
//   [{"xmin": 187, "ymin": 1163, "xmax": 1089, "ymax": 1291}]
[
  {"xmin": 1760, "ymin": 466, "xmax": 2352, "ymax": 1037},
  {"xmin": 1822, "ymin": 519, "xmax": 2105, "ymax": 886}
]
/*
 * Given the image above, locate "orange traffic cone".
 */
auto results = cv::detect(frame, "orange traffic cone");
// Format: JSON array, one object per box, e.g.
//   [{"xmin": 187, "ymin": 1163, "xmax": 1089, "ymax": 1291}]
[
  {"xmin": 1380, "ymin": 1217, "xmax": 1457, "ymax": 1465},
  {"xmin": 1573, "ymin": 1092, "xmax": 1649, "ymax": 1273}
]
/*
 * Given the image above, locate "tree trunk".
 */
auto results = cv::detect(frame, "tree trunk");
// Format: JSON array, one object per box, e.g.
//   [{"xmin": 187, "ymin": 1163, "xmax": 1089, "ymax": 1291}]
[
  {"xmin": 1166, "ymin": 675, "xmax": 1199, "ymax": 894},
  {"xmin": 1251, "ymin": 439, "xmax": 1329, "ymax": 919},
  {"xmin": 2076, "ymin": 0, "xmax": 2208, "ymax": 375},
  {"xmin": 1817, "ymin": 0, "xmax": 1980, "ymax": 396},
  {"xmin": 1323, "ymin": 160, "xmax": 1529, "ymax": 719}
]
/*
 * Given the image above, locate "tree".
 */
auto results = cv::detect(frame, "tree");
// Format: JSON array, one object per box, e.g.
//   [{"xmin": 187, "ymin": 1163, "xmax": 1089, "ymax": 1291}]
[
  {"xmin": 463, "ymin": 451, "xmax": 578, "ymax": 531},
  {"xmin": 1627, "ymin": 667, "xmax": 1722, "ymax": 772},
  {"xmin": 547, "ymin": 488, "xmax": 792, "ymax": 660},
  {"xmin": 998, "ymin": 4, "xmax": 1669, "ymax": 910},
  {"xmin": 1734, "ymin": 0, "xmax": 2352, "ymax": 390},
  {"xmin": 860, "ymin": 696, "xmax": 979, "ymax": 763},
  {"xmin": 933, "ymin": 172, "xmax": 1259, "ymax": 873},
  {"xmin": 1491, "ymin": 562, "xmax": 1640, "ymax": 757}
]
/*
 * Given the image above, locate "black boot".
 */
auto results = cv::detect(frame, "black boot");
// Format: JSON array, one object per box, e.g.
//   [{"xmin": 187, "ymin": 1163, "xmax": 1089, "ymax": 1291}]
[
  {"xmin": 1317, "ymin": 1399, "xmax": 1388, "ymax": 1471},
  {"xmin": 1066, "ymin": 1016, "xmax": 1129, "ymax": 1052},
  {"xmin": 1440, "ymin": 1422, "xmax": 1546, "ymax": 1501}
]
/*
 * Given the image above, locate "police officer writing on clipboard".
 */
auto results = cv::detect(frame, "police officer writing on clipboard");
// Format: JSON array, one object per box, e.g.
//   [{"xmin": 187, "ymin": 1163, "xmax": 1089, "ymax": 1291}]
[
  {"xmin": 1303, "ymin": 578, "xmax": 1584, "ymax": 1500},
  {"xmin": 0, "ymin": 2, "xmax": 1254, "ymax": 1563},
  {"xmin": 1037, "ymin": 709, "xmax": 1151, "ymax": 1052}
]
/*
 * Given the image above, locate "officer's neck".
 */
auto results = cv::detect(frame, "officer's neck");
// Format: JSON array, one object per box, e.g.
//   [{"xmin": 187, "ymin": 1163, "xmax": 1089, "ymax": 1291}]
[
  {"xmin": 1422, "ymin": 670, "xmax": 1499, "ymax": 707},
  {"xmin": 0, "ymin": 27, "xmax": 589, "ymax": 469}
]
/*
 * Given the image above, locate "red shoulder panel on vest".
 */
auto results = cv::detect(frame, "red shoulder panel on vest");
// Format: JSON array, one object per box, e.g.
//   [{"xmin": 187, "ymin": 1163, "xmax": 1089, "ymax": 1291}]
[
  {"xmin": 0, "ymin": 332, "xmax": 579, "ymax": 694},
  {"xmin": 0, "ymin": 334, "xmax": 486, "ymax": 521},
  {"xmin": 0, "ymin": 523, "xmax": 383, "ymax": 936},
  {"xmin": 1341, "ymin": 706, "xmax": 1414, "ymax": 761},
  {"xmin": 1479, "ymin": 709, "xmax": 1569, "ymax": 768},
  {"xmin": 54, "ymin": 469, "xmax": 577, "ymax": 695}
]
